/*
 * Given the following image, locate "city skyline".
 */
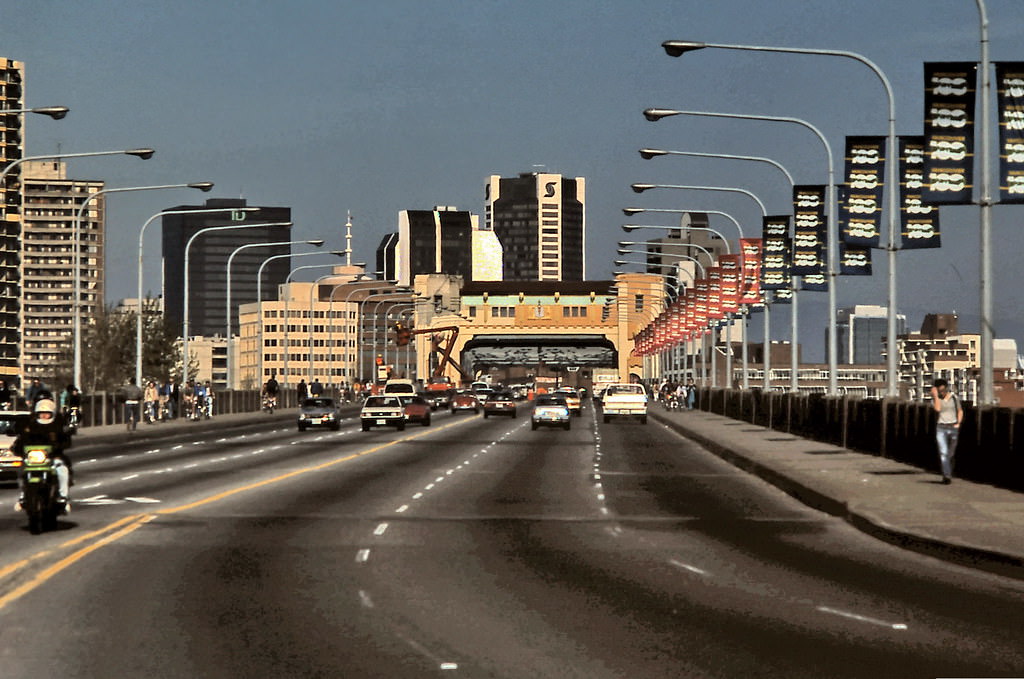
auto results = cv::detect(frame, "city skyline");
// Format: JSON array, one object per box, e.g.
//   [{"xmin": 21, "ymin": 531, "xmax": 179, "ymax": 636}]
[{"xmin": 3, "ymin": 1, "xmax": 1023, "ymax": 361}]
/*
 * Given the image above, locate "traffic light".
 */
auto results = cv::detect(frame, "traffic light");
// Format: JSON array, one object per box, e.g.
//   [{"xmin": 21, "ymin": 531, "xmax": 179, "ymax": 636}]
[{"xmin": 394, "ymin": 321, "xmax": 412, "ymax": 346}]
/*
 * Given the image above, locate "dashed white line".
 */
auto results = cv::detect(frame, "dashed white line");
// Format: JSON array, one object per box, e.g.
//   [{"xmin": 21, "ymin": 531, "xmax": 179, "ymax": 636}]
[
  {"xmin": 356, "ymin": 549, "xmax": 371, "ymax": 563},
  {"xmin": 121, "ymin": 474, "xmax": 139, "ymax": 481},
  {"xmin": 358, "ymin": 590, "xmax": 375, "ymax": 608},
  {"xmin": 374, "ymin": 523, "xmax": 388, "ymax": 536},
  {"xmin": 670, "ymin": 559, "xmax": 710, "ymax": 576},
  {"xmin": 816, "ymin": 606, "xmax": 908, "ymax": 630},
  {"xmin": 396, "ymin": 504, "xmax": 409, "ymax": 513}
]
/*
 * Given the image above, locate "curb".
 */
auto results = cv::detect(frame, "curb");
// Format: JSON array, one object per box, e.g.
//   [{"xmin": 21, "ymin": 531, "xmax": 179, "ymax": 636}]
[{"xmin": 649, "ymin": 409, "xmax": 1024, "ymax": 582}]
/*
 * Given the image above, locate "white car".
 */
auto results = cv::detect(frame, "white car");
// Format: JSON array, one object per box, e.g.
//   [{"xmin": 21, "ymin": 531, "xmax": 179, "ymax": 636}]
[
  {"xmin": 360, "ymin": 395, "xmax": 406, "ymax": 431},
  {"xmin": 531, "ymin": 394, "xmax": 571, "ymax": 431},
  {"xmin": 601, "ymin": 384, "xmax": 648, "ymax": 424}
]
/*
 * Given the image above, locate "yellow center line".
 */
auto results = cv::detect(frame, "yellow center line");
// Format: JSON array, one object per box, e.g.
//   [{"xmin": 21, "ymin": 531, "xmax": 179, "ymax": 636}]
[{"xmin": 0, "ymin": 417, "xmax": 475, "ymax": 611}]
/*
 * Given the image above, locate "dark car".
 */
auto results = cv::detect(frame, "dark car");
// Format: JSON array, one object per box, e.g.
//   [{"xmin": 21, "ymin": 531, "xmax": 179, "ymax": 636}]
[
  {"xmin": 531, "ymin": 394, "xmax": 571, "ymax": 431},
  {"xmin": 450, "ymin": 390, "xmax": 480, "ymax": 415},
  {"xmin": 483, "ymin": 392, "xmax": 517, "ymax": 419},
  {"xmin": 419, "ymin": 390, "xmax": 450, "ymax": 410},
  {"xmin": 297, "ymin": 397, "xmax": 341, "ymax": 431},
  {"xmin": 400, "ymin": 395, "xmax": 432, "ymax": 426}
]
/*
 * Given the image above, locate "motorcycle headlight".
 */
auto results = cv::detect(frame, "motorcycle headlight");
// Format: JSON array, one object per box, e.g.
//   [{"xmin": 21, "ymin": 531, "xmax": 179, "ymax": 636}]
[{"xmin": 25, "ymin": 449, "xmax": 50, "ymax": 465}]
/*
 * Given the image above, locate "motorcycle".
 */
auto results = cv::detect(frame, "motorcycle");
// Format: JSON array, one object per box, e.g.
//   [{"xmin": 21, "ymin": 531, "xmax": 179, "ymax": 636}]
[{"xmin": 21, "ymin": 444, "xmax": 67, "ymax": 534}]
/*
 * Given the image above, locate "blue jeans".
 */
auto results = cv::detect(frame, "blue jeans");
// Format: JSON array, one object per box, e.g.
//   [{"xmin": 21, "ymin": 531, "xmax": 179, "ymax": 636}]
[{"xmin": 936, "ymin": 424, "xmax": 959, "ymax": 479}]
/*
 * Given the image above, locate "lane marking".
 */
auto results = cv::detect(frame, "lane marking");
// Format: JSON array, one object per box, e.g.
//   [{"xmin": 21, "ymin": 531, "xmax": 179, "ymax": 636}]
[
  {"xmin": 358, "ymin": 590, "xmax": 374, "ymax": 608},
  {"xmin": 0, "ymin": 514, "xmax": 155, "ymax": 610},
  {"xmin": 0, "ymin": 417, "xmax": 480, "ymax": 614},
  {"xmin": 670, "ymin": 559, "xmax": 710, "ymax": 576},
  {"xmin": 356, "ymin": 549, "xmax": 370, "ymax": 563},
  {"xmin": 816, "ymin": 606, "xmax": 908, "ymax": 630},
  {"xmin": 374, "ymin": 523, "xmax": 388, "ymax": 536}
]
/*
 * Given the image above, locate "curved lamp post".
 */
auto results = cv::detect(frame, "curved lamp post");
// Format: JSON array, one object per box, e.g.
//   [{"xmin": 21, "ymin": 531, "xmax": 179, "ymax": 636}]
[
  {"xmin": 182, "ymin": 221, "xmax": 291, "ymax": 387},
  {"xmin": 226, "ymin": 239, "xmax": 324, "ymax": 388},
  {"xmin": 136, "ymin": 205, "xmax": 257, "ymax": 388},
  {"xmin": 658, "ymin": 38, "xmax": 897, "ymax": 396},
  {"xmin": 254, "ymin": 252, "xmax": 344, "ymax": 387},
  {"xmin": 75, "ymin": 179, "xmax": 211, "ymax": 388}
]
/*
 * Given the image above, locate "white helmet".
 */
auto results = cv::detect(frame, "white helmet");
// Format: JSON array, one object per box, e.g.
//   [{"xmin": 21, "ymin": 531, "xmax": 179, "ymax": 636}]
[{"xmin": 34, "ymin": 398, "xmax": 57, "ymax": 425}]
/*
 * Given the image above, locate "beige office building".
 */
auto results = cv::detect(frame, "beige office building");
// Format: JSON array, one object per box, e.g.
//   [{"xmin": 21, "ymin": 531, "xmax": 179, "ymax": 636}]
[
  {"xmin": 236, "ymin": 267, "xmax": 411, "ymax": 390},
  {"xmin": 19, "ymin": 160, "xmax": 104, "ymax": 381}
]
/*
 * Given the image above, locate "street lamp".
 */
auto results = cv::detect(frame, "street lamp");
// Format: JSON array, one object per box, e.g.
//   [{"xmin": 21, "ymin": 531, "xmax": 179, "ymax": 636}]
[
  {"xmin": 254, "ymin": 253, "xmax": 345, "ymax": 388},
  {"xmin": 644, "ymin": 109, "xmax": 835, "ymax": 393},
  {"xmin": 280, "ymin": 263, "xmax": 346, "ymax": 389},
  {"xmin": 0, "ymin": 105, "xmax": 69, "ymax": 120},
  {"xmin": 75, "ymin": 180, "xmax": 211, "ymax": 388},
  {"xmin": 358, "ymin": 291, "xmax": 412, "ymax": 384},
  {"xmin": 622, "ymin": 217, "xmax": 757, "ymax": 389},
  {"xmin": 182, "ymin": 221, "xmax": 292, "ymax": 388},
  {"xmin": 639, "ymin": 148, "xmax": 795, "ymax": 186},
  {"xmin": 226, "ymin": 239, "xmax": 324, "ymax": 388},
  {"xmin": 627, "ymin": 184, "xmax": 772, "ymax": 388},
  {"xmin": 659, "ymin": 38, "xmax": 898, "ymax": 397},
  {"xmin": 332, "ymin": 279, "xmax": 393, "ymax": 384},
  {"xmin": 136, "ymin": 205, "xmax": 258, "ymax": 389}
]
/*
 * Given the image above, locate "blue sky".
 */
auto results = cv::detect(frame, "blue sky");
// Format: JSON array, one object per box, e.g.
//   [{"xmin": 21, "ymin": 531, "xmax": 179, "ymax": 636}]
[{"xmin": 5, "ymin": 0, "xmax": 1023, "ymax": 360}]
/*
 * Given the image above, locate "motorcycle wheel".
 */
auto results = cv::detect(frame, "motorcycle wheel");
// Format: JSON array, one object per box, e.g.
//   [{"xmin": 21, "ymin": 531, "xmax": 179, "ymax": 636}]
[{"xmin": 26, "ymin": 492, "xmax": 44, "ymax": 535}]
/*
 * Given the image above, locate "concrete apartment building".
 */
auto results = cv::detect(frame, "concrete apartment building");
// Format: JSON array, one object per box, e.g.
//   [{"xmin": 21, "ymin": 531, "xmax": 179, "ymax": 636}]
[
  {"xmin": 0, "ymin": 58, "xmax": 26, "ymax": 381},
  {"xmin": 484, "ymin": 172, "xmax": 585, "ymax": 282},
  {"xmin": 19, "ymin": 160, "xmax": 105, "ymax": 381}
]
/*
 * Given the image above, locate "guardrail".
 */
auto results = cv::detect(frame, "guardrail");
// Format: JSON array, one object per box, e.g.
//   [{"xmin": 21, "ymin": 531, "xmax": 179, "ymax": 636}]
[{"xmin": 690, "ymin": 387, "xmax": 1024, "ymax": 492}]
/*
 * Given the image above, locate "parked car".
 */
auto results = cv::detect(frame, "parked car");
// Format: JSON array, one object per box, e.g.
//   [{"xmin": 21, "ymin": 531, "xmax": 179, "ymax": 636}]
[
  {"xmin": 297, "ymin": 397, "xmax": 341, "ymax": 431},
  {"xmin": 531, "ymin": 394, "xmax": 571, "ymax": 431},
  {"xmin": 360, "ymin": 395, "xmax": 406, "ymax": 431},
  {"xmin": 400, "ymin": 395, "xmax": 432, "ymax": 426},
  {"xmin": 554, "ymin": 387, "xmax": 582, "ymax": 416},
  {"xmin": 0, "ymin": 411, "xmax": 31, "ymax": 483},
  {"xmin": 450, "ymin": 390, "xmax": 480, "ymax": 415},
  {"xmin": 483, "ymin": 391, "xmax": 517, "ymax": 419}
]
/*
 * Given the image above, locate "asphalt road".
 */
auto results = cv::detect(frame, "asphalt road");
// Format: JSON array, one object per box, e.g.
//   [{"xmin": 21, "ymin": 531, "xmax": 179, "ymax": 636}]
[{"xmin": 1, "ymin": 403, "xmax": 1022, "ymax": 678}]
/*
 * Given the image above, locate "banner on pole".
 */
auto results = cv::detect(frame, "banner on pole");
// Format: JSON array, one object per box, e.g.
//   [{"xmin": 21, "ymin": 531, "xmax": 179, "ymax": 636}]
[
  {"xmin": 839, "ymin": 242, "xmax": 873, "ymax": 275},
  {"xmin": 839, "ymin": 136, "xmax": 885, "ymax": 247},
  {"xmin": 899, "ymin": 136, "xmax": 942, "ymax": 248},
  {"xmin": 760, "ymin": 216, "xmax": 792, "ymax": 290},
  {"xmin": 922, "ymin": 62, "xmax": 977, "ymax": 204},
  {"xmin": 792, "ymin": 186, "xmax": 827, "ymax": 275},
  {"xmin": 996, "ymin": 62, "xmax": 1024, "ymax": 203}
]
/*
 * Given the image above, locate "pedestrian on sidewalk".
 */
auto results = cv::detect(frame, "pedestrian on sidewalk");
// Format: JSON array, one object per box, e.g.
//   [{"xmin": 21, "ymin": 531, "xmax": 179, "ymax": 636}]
[{"xmin": 931, "ymin": 378, "xmax": 963, "ymax": 485}]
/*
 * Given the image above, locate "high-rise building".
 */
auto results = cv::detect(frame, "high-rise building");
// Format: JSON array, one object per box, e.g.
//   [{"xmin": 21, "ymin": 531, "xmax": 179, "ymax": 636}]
[
  {"xmin": 162, "ymin": 198, "xmax": 291, "ymax": 340},
  {"xmin": 0, "ymin": 58, "xmax": 26, "ymax": 381},
  {"xmin": 484, "ymin": 172, "xmax": 585, "ymax": 281},
  {"xmin": 19, "ymin": 160, "xmax": 104, "ymax": 380},
  {"xmin": 376, "ymin": 206, "xmax": 502, "ymax": 287},
  {"xmin": 639, "ymin": 213, "xmax": 728, "ymax": 294},
  {"xmin": 834, "ymin": 305, "xmax": 905, "ymax": 365}
]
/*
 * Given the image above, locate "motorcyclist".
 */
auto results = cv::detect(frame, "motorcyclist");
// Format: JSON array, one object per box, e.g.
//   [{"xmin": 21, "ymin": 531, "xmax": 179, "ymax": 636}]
[{"xmin": 13, "ymin": 398, "xmax": 73, "ymax": 511}]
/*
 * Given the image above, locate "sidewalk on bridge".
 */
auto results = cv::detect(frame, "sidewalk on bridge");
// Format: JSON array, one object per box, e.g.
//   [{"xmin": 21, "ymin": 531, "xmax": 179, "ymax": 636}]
[{"xmin": 649, "ymin": 406, "xmax": 1024, "ymax": 581}]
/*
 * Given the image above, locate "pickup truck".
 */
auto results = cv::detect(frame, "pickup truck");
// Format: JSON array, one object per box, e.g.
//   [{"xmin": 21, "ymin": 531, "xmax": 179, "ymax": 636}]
[{"xmin": 600, "ymin": 384, "xmax": 648, "ymax": 424}]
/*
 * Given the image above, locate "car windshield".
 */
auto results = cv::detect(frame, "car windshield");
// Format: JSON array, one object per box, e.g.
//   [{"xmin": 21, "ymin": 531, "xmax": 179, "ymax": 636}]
[
  {"xmin": 535, "ymin": 395, "xmax": 567, "ymax": 406},
  {"xmin": 364, "ymin": 397, "xmax": 399, "ymax": 408},
  {"xmin": 487, "ymin": 393, "xmax": 512, "ymax": 401},
  {"xmin": 302, "ymin": 398, "xmax": 334, "ymax": 409}
]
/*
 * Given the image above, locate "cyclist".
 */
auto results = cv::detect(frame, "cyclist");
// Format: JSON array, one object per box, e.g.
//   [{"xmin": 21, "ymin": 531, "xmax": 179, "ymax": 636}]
[{"xmin": 120, "ymin": 377, "xmax": 143, "ymax": 431}]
